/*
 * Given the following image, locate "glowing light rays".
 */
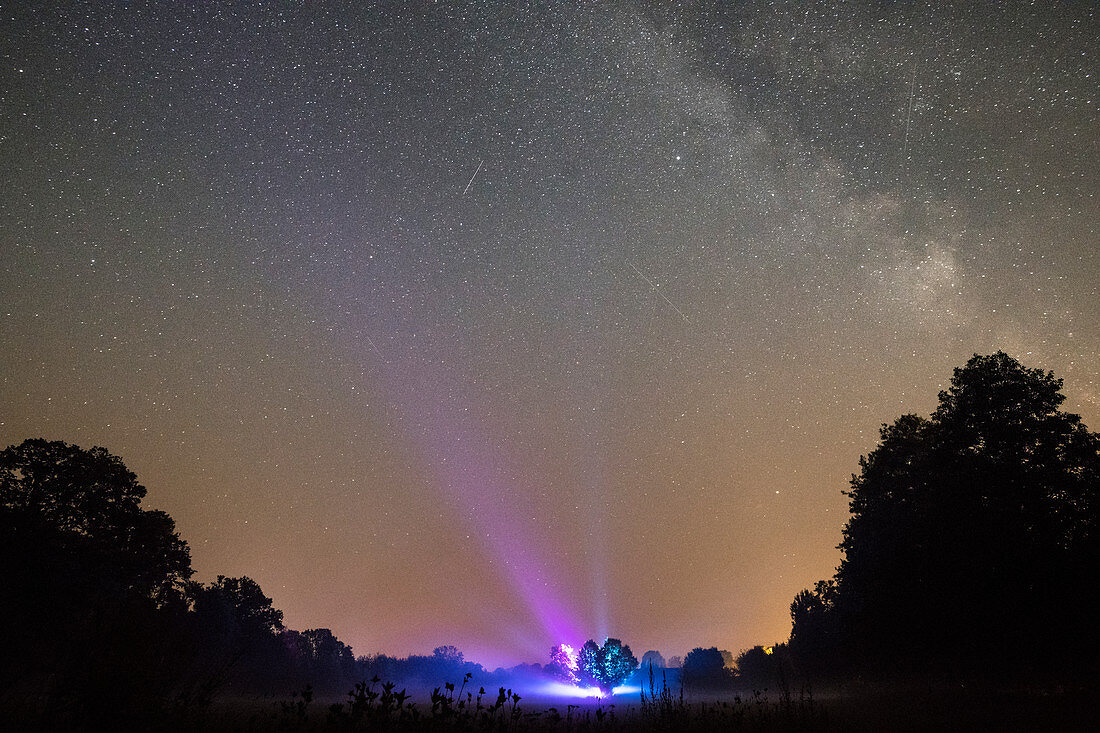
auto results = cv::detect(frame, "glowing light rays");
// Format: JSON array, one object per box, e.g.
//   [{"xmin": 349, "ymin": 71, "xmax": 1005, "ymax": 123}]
[
  {"xmin": 535, "ymin": 681, "xmax": 641, "ymax": 698},
  {"xmin": 352, "ymin": 329, "xmax": 587, "ymax": 657}
]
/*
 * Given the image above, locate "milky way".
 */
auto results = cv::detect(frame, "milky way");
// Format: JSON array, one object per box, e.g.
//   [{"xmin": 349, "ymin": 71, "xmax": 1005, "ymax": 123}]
[{"xmin": 2, "ymin": 2, "xmax": 1097, "ymax": 667}]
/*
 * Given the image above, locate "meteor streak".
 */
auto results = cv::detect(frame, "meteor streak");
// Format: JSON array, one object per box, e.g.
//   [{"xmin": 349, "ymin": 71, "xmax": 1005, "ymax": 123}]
[
  {"xmin": 463, "ymin": 159, "xmax": 484, "ymax": 195},
  {"xmin": 630, "ymin": 263, "xmax": 690, "ymax": 323}
]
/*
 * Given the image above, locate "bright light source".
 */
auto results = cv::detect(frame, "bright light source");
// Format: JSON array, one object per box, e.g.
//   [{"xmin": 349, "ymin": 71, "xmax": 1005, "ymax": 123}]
[{"xmin": 536, "ymin": 681, "xmax": 641, "ymax": 698}]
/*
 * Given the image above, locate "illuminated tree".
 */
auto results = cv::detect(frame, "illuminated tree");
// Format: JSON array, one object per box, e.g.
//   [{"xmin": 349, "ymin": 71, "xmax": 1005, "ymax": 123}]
[
  {"xmin": 577, "ymin": 640, "xmax": 601, "ymax": 687},
  {"xmin": 548, "ymin": 643, "xmax": 579, "ymax": 683},
  {"xmin": 576, "ymin": 638, "xmax": 638, "ymax": 694},
  {"xmin": 600, "ymin": 638, "xmax": 639, "ymax": 690}
]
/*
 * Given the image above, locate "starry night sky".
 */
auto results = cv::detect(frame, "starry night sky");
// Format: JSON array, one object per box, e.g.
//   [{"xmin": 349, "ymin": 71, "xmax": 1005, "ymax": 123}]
[{"xmin": 2, "ymin": 2, "xmax": 1097, "ymax": 668}]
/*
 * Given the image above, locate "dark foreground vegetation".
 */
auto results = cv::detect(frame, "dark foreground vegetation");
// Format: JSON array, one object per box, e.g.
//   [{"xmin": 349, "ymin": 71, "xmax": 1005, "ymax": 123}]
[
  {"xmin": 5, "ymin": 668, "xmax": 1096, "ymax": 732},
  {"xmin": 1, "ymin": 352, "xmax": 1097, "ymax": 730}
]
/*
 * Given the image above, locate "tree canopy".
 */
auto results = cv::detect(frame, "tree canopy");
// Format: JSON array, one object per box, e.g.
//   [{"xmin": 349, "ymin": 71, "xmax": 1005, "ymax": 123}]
[
  {"xmin": 548, "ymin": 643, "xmax": 580, "ymax": 683},
  {"xmin": 0, "ymin": 438, "xmax": 193, "ymax": 608},
  {"xmin": 790, "ymin": 352, "xmax": 1099, "ymax": 674},
  {"xmin": 576, "ymin": 638, "xmax": 638, "ymax": 694},
  {"xmin": 194, "ymin": 575, "xmax": 285, "ymax": 639},
  {"xmin": 681, "ymin": 647, "xmax": 730, "ymax": 687},
  {"xmin": 0, "ymin": 439, "xmax": 200, "ymax": 720},
  {"xmin": 0, "ymin": 438, "xmax": 372, "ymax": 720}
]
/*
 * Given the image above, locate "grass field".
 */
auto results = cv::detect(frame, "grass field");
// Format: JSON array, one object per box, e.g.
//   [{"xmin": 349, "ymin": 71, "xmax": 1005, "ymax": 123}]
[
  {"xmin": 148, "ymin": 676, "xmax": 1099, "ymax": 732},
  {"xmin": 4, "ymin": 671, "xmax": 1096, "ymax": 731}
]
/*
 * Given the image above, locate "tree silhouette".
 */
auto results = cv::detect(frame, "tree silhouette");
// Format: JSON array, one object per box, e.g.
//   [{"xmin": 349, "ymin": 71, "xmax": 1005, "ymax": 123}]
[
  {"xmin": 0, "ymin": 438, "xmax": 193, "ymax": 603},
  {"xmin": 432, "ymin": 645, "xmax": 464, "ymax": 664},
  {"xmin": 640, "ymin": 650, "xmax": 666, "ymax": 670},
  {"xmin": 299, "ymin": 628, "xmax": 356, "ymax": 683},
  {"xmin": 0, "ymin": 439, "xmax": 197, "ymax": 720},
  {"xmin": 787, "ymin": 579, "xmax": 838, "ymax": 673},
  {"xmin": 735, "ymin": 644, "xmax": 793, "ymax": 689},
  {"xmin": 195, "ymin": 575, "xmax": 285, "ymax": 637},
  {"xmin": 791, "ymin": 352, "xmax": 1100, "ymax": 674},
  {"xmin": 681, "ymin": 647, "xmax": 730, "ymax": 687}
]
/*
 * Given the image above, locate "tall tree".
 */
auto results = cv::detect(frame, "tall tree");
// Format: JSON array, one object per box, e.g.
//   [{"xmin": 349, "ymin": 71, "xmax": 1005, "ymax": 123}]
[
  {"xmin": 0, "ymin": 439, "xmax": 197, "ymax": 720},
  {"xmin": 0, "ymin": 438, "xmax": 193, "ymax": 604},
  {"xmin": 791, "ymin": 353, "xmax": 1099, "ymax": 673},
  {"xmin": 577, "ymin": 640, "xmax": 602, "ymax": 688}
]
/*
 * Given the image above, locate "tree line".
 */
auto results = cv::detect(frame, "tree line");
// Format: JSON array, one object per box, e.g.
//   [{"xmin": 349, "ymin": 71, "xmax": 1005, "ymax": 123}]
[
  {"xmin": 2, "ymin": 351, "xmax": 1095, "ymax": 725},
  {"xmin": 0, "ymin": 437, "xmax": 371, "ymax": 724}
]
